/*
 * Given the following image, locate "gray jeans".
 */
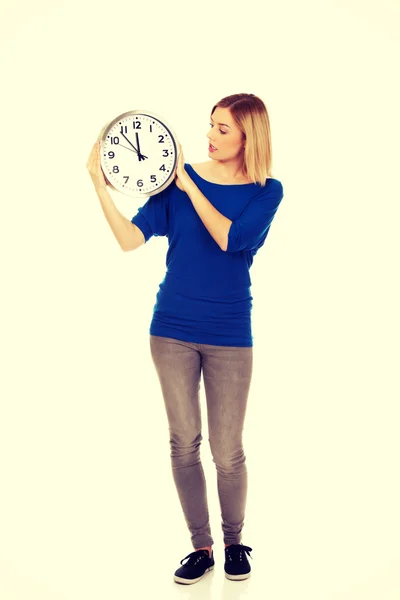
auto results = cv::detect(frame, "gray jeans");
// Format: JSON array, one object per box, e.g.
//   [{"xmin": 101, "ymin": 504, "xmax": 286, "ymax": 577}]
[{"xmin": 149, "ymin": 335, "xmax": 253, "ymax": 549}]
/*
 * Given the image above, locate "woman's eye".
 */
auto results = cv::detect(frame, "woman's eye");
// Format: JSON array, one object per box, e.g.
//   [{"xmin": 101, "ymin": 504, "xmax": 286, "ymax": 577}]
[{"xmin": 209, "ymin": 123, "xmax": 226, "ymax": 134}]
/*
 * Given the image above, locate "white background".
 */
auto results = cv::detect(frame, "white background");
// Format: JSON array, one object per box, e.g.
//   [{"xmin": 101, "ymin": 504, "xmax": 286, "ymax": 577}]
[{"xmin": 0, "ymin": 0, "xmax": 399, "ymax": 598}]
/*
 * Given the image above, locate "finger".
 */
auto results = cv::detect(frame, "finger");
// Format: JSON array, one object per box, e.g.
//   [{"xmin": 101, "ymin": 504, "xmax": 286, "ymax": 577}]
[
  {"xmin": 88, "ymin": 142, "xmax": 96, "ymax": 163},
  {"xmin": 88, "ymin": 141, "xmax": 99, "ymax": 170},
  {"xmin": 88, "ymin": 146, "xmax": 96, "ymax": 169}
]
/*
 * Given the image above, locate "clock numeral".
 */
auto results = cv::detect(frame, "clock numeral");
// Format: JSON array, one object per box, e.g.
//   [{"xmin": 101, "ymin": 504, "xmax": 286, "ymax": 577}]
[
  {"xmin": 158, "ymin": 135, "xmax": 164, "ymax": 143},
  {"xmin": 108, "ymin": 151, "xmax": 115, "ymax": 159},
  {"xmin": 151, "ymin": 175, "xmax": 156, "ymax": 182},
  {"xmin": 110, "ymin": 137, "xmax": 120, "ymax": 145},
  {"xmin": 137, "ymin": 179, "xmax": 143, "ymax": 187},
  {"xmin": 133, "ymin": 121, "xmax": 142, "ymax": 129},
  {"xmin": 160, "ymin": 164, "xmax": 166, "ymax": 171},
  {"xmin": 123, "ymin": 176, "xmax": 129, "ymax": 184},
  {"xmin": 113, "ymin": 166, "xmax": 120, "ymax": 173},
  {"xmin": 120, "ymin": 125, "xmax": 128, "ymax": 134},
  {"xmin": 162, "ymin": 149, "xmax": 169, "ymax": 157}
]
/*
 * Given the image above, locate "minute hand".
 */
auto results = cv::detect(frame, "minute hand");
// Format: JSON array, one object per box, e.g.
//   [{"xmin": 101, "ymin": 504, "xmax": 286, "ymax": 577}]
[{"xmin": 120, "ymin": 131, "xmax": 139, "ymax": 154}]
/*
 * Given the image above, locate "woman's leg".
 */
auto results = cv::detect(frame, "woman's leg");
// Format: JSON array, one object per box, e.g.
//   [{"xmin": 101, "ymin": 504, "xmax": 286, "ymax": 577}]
[
  {"xmin": 149, "ymin": 335, "xmax": 214, "ymax": 550},
  {"xmin": 200, "ymin": 343, "xmax": 253, "ymax": 546}
]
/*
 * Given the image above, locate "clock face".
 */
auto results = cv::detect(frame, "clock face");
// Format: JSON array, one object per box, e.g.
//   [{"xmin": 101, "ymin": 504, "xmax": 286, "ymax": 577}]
[{"xmin": 100, "ymin": 112, "xmax": 178, "ymax": 197}]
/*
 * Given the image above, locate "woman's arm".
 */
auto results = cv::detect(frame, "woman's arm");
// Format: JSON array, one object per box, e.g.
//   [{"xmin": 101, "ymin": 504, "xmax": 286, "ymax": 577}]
[
  {"xmin": 96, "ymin": 186, "xmax": 145, "ymax": 251},
  {"xmin": 180, "ymin": 176, "xmax": 232, "ymax": 251}
]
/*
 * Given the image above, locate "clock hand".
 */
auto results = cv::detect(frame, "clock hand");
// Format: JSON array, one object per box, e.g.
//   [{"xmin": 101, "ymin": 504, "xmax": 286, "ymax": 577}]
[
  {"xmin": 118, "ymin": 143, "xmax": 140, "ymax": 154},
  {"xmin": 135, "ymin": 132, "xmax": 142, "ymax": 161},
  {"xmin": 117, "ymin": 142, "xmax": 148, "ymax": 159},
  {"xmin": 120, "ymin": 131, "xmax": 139, "ymax": 154},
  {"xmin": 135, "ymin": 132, "xmax": 148, "ymax": 161},
  {"xmin": 121, "ymin": 131, "xmax": 148, "ymax": 159}
]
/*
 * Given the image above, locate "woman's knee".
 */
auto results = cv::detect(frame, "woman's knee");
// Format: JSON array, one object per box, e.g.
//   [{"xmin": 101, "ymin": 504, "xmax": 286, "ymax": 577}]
[
  {"xmin": 169, "ymin": 429, "xmax": 203, "ymax": 466},
  {"xmin": 209, "ymin": 439, "xmax": 246, "ymax": 472}
]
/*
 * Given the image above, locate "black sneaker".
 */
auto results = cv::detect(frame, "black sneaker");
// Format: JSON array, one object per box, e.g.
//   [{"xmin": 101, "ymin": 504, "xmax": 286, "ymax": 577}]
[
  {"xmin": 174, "ymin": 549, "xmax": 215, "ymax": 585},
  {"xmin": 224, "ymin": 543, "xmax": 253, "ymax": 580}
]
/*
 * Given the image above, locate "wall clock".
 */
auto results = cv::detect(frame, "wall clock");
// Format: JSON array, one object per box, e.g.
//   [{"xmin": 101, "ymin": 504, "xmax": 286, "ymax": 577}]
[{"xmin": 98, "ymin": 109, "xmax": 180, "ymax": 198}]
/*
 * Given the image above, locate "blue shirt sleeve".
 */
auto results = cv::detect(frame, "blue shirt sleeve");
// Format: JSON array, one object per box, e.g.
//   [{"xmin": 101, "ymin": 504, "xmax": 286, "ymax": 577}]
[
  {"xmin": 226, "ymin": 179, "xmax": 284, "ymax": 252},
  {"xmin": 131, "ymin": 185, "xmax": 170, "ymax": 242}
]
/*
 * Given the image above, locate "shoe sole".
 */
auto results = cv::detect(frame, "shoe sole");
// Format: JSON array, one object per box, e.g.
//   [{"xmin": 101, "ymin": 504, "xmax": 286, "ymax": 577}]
[
  {"xmin": 225, "ymin": 570, "xmax": 251, "ymax": 580},
  {"xmin": 174, "ymin": 565, "xmax": 214, "ymax": 584}
]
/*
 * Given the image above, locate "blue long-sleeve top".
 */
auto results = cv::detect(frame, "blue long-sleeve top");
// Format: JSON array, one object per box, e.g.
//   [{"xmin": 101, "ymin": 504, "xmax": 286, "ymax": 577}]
[{"xmin": 131, "ymin": 163, "xmax": 284, "ymax": 347}]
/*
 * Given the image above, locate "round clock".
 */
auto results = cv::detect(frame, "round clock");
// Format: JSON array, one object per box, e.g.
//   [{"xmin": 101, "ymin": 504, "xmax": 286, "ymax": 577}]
[{"xmin": 97, "ymin": 109, "xmax": 180, "ymax": 198}]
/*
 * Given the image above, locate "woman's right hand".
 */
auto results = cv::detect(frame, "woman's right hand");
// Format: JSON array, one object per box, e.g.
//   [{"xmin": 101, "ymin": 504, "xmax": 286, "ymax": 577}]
[{"xmin": 86, "ymin": 140, "xmax": 109, "ymax": 190}]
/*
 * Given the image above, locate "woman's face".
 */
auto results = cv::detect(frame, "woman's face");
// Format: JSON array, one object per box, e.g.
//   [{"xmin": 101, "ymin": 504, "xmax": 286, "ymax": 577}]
[{"xmin": 207, "ymin": 107, "xmax": 245, "ymax": 159}]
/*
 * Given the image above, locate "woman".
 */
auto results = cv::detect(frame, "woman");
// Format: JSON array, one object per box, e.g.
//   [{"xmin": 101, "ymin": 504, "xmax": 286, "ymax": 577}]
[{"xmin": 86, "ymin": 93, "xmax": 284, "ymax": 585}]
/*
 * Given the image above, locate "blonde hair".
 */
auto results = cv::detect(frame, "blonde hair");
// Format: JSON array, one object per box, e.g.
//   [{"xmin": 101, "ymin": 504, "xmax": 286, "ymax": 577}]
[{"xmin": 211, "ymin": 93, "xmax": 274, "ymax": 187}]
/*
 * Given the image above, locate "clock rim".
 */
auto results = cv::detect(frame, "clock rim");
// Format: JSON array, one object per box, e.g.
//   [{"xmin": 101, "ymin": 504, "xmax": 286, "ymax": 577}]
[{"xmin": 97, "ymin": 109, "xmax": 179, "ymax": 199}]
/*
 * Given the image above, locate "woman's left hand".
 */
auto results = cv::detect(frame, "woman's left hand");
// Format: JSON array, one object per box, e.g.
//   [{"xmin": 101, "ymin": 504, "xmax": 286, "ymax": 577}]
[{"xmin": 175, "ymin": 144, "xmax": 189, "ymax": 191}]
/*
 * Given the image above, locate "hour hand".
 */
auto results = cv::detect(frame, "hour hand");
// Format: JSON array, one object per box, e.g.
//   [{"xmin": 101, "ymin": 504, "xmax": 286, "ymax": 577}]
[{"xmin": 135, "ymin": 132, "xmax": 148, "ymax": 161}]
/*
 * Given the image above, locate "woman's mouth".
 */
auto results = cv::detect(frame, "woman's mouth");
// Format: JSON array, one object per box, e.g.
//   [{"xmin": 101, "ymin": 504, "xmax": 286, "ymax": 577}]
[{"xmin": 209, "ymin": 144, "xmax": 217, "ymax": 152}]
